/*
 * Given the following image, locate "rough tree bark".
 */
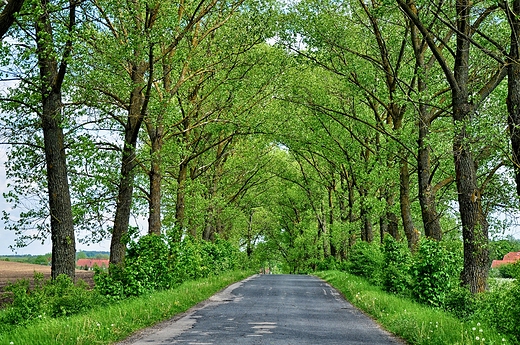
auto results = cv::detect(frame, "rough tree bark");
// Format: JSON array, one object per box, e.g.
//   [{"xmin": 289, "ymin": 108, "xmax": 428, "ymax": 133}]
[
  {"xmin": 35, "ymin": 0, "xmax": 76, "ymax": 280},
  {"xmin": 505, "ymin": 0, "xmax": 520, "ymax": 199},
  {"xmin": 0, "ymin": 0, "xmax": 24, "ymax": 39}
]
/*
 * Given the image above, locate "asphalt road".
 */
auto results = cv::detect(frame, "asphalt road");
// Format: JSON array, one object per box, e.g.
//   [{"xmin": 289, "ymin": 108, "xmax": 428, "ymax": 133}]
[{"xmin": 118, "ymin": 274, "xmax": 404, "ymax": 345}]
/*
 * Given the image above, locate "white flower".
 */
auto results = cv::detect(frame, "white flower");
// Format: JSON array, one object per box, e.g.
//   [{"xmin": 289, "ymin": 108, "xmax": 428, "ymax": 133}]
[
  {"xmin": 477, "ymin": 322, "xmax": 481, "ymax": 326},
  {"xmin": 476, "ymin": 336, "xmax": 480, "ymax": 341},
  {"xmin": 472, "ymin": 327, "xmax": 476, "ymax": 331}
]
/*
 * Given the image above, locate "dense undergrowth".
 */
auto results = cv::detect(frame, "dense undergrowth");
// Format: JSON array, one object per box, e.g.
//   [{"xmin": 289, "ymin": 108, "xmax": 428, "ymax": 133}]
[
  {"xmin": 316, "ymin": 236, "xmax": 520, "ymax": 344},
  {"xmin": 0, "ymin": 271, "xmax": 252, "ymax": 345},
  {"xmin": 0, "ymin": 234, "xmax": 248, "ymax": 336},
  {"xmin": 317, "ymin": 270, "xmax": 514, "ymax": 345}
]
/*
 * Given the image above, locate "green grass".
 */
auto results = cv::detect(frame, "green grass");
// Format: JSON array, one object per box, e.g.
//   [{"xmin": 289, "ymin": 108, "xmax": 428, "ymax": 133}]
[
  {"xmin": 0, "ymin": 270, "xmax": 253, "ymax": 345},
  {"xmin": 316, "ymin": 271, "xmax": 512, "ymax": 345}
]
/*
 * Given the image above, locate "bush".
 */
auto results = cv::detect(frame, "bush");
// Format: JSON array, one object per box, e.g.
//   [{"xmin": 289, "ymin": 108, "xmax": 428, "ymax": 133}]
[
  {"xmin": 0, "ymin": 273, "xmax": 106, "ymax": 331},
  {"xmin": 347, "ymin": 241, "xmax": 383, "ymax": 285},
  {"xmin": 475, "ymin": 280, "xmax": 520, "ymax": 344},
  {"xmin": 410, "ymin": 238, "xmax": 460, "ymax": 308},
  {"xmin": 95, "ymin": 234, "xmax": 241, "ymax": 299},
  {"xmin": 381, "ymin": 235, "xmax": 411, "ymax": 296},
  {"xmin": 498, "ymin": 261, "xmax": 520, "ymax": 278},
  {"xmin": 443, "ymin": 285, "xmax": 477, "ymax": 320},
  {"xmin": 95, "ymin": 234, "xmax": 174, "ymax": 298}
]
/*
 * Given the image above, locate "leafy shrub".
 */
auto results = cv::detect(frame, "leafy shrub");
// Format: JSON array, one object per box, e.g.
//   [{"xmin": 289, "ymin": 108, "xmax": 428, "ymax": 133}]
[
  {"xmin": 316, "ymin": 256, "xmax": 338, "ymax": 271},
  {"xmin": 498, "ymin": 261, "xmax": 520, "ymax": 278},
  {"xmin": 95, "ymin": 234, "xmax": 240, "ymax": 299},
  {"xmin": 474, "ymin": 280, "xmax": 520, "ymax": 344},
  {"xmin": 443, "ymin": 285, "xmax": 477, "ymax": 320},
  {"xmin": 410, "ymin": 238, "xmax": 460, "ymax": 308},
  {"xmin": 0, "ymin": 273, "xmax": 105, "ymax": 331},
  {"xmin": 95, "ymin": 234, "xmax": 173, "ymax": 298},
  {"xmin": 347, "ymin": 241, "xmax": 383, "ymax": 285},
  {"xmin": 381, "ymin": 235, "xmax": 411, "ymax": 296}
]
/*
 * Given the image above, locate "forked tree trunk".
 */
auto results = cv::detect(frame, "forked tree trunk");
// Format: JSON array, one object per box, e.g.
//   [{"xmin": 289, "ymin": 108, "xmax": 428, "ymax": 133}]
[
  {"xmin": 36, "ymin": 0, "xmax": 76, "ymax": 280},
  {"xmin": 110, "ymin": 76, "xmax": 147, "ymax": 265}
]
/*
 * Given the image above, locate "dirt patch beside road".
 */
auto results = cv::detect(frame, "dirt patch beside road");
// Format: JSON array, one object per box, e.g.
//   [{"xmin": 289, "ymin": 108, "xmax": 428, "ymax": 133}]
[{"xmin": 0, "ymin": 261, "xmax": 95, "ymax": 309}]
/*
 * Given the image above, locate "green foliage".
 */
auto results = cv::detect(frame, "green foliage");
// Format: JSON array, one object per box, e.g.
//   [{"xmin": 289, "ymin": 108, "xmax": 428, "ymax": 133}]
[
  {"xmin": 410, "ymin": 239, "xmax": 460, "ymax": 308},
  {"xmin": 474, "ymin": 280, "xmax": 520, "ymax": 344},
  {"xmin": 0, "ymin": 273, "xmax": 106, "ymax": 332},
  {"xmin": 317, "ymin": 270, "xmax": 515, "ymax": 345},
  {"xmin": 443, "ymin": 285, "xmax": 478, "ymax": 320},
  {"xmin": 94, "ymin": 234, "xmax": 240, "ymax": 299},
  {"xmin": 346, "ymin": 241, "xmax": 383, "ymax": 285},
  {"xmin": 0, "ymin": 271, "xmax": 252, "ymax": 344},
  {"xmin": 497, "ymin": 261, "xmax": 520, "ymax": 279},
  {"xmin": 381, "ymin": 235, "xmax": 411, "ymax": 296}
]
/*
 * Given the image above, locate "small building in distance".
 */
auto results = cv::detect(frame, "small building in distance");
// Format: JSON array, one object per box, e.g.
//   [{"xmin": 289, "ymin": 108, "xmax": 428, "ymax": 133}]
[
  {"xmin": 491, "ymin": 252, "xmax": 520, "ymax": 269},
  {"xmin": 76, "ymin": 258, "xmax": 109, "ymax": 270}
]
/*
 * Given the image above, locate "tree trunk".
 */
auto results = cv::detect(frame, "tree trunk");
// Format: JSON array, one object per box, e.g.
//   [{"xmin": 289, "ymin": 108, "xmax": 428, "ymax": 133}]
[
  {"xmin": 383, "ymin": 193, "xmax": 399, "ymax": 240},
  {"xmin": 110, "ymin": 71, "xmax": 147, "ymax": 265},
  {"xmin": 360, "ymin": 189, "xmax": 373, "ymax": 242},
  {"xmin": 175, "ymin": 159, "xmax": 189, "ymax": 237},
  {"xmin": 400, "ymin": 157, "xmax": 419, "ymax": 251},
  {"xmin": 409, "ymin": 5, "xmax": 443, "ymax": 241},
  {"xmin": 0, "ymin": 0, "xmax": 24, "ymax": 39},
  {"xmin": 147, "ymin": 123, "xmax": 163, "ymax": 235},
  {"xmin": 36, "ymin": 0, "xmax": 76, "ymax": 280},
  {"xmin": 507, "ymin": 0, "xmax": 520, "ymax": 198},
  {"xmin": 454, "ymin": 0, "xmax": 489, "ymax": 293}
]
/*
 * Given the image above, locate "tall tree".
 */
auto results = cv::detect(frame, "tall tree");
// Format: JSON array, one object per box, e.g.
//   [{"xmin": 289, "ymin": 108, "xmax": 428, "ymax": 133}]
[
  {"xmin": 396, "ymin": 0, "xmax": 506, "ymax": 292},
  {"xmin": 0, "ymin": 0, "xmax": 78, "ymax": 278}
]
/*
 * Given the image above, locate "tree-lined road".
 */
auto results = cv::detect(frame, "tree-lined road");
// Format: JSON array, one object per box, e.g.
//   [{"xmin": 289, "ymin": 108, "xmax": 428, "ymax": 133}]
[{"xmin": 119, "ymin": 275, "xmax": 403, "ymax": 345}]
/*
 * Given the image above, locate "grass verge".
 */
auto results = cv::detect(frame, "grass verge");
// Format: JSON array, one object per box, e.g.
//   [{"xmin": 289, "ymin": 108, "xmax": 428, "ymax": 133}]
[
  {"xmin": 316, "ymin": 270, "xmax": 512, "ymax": 345},
  {"xmin": 0, "ymin": 270, "xmax": 252, "ymax": 345}
]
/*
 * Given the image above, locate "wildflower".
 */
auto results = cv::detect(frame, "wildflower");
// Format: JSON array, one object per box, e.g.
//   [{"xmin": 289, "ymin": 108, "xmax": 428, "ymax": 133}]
[
  {"xmin": 97, "ymin": 323, "xmax": 101, "ymax": 327},
  {"xmin": 479, "ymin": 329, "xmax": 483, "ymax": 333},
  {"xmin": 472, "ymin": 327, "xmax": 476, "ymax": 331},
  {"xmin": 477, "ymin": 322, "xmax": 481, "ymax": 326},
  {"xmin": 502, "ymin": 339, "xmax": 506, "ymax": 342},
  {"xmin": 10, "ymin": 342, "xmax": 14, "ymax": 345},
  {"xmin": 476, "ymin": 336, "xmax": 480, "ymax": 341}
]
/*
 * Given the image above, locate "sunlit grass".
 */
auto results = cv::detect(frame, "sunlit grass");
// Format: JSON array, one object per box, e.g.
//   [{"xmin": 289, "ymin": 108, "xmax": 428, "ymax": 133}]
[
  {"xmin": 316, "ymin": 271, "xmax": 512, "ymax": 345},
  {"xmin": 0, "ymin": 270, "xmax": 253, "ymax": 345}
]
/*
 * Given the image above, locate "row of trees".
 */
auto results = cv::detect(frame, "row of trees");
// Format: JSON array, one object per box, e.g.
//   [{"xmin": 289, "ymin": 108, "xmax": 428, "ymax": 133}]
[{"xmin": 1, "ymin": 0, "xmax": 520, "ymax": 294}]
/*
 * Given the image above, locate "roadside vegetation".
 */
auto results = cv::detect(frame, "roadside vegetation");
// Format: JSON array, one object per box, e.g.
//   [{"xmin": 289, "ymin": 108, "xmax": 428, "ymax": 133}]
[
  {"xmin": 318, "ymin": 270, "xmax": 514, "ymax": 345},
  {"xmin": 315, "ymin": 236, "xmax": 520, "ymax": 345},
  {"xmin": 0, "ymin": 270, "xmax": 251, "ymax": 345}
]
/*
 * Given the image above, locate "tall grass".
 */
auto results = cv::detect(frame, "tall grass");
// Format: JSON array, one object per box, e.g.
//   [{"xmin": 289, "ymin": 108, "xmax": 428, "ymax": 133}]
[
  {"xmin": 0, "ymin": 271, "xmax": 252, "ymax": 345},
  {"xmin": 316, "ymin": 271, "xmax": 512, "ymax": 345}
]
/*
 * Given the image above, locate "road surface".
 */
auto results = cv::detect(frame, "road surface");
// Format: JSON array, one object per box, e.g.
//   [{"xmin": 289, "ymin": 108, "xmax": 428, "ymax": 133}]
[{"xmin": 118, "ymin": 274, "xmax": 404, "ymax": 345}]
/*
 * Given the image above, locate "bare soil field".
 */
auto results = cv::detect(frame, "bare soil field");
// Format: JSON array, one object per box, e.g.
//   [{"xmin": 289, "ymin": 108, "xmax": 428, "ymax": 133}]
[{"xmin": 0, "ymin": 261, "xmax": 95, "ymax": 308}]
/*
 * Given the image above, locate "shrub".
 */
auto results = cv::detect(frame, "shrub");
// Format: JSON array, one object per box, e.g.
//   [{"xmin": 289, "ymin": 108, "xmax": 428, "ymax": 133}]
[
  {"xmin": 498, "ymin": 261, "xmax": 520, "ymax": 278},
  {"xmin": 95, "ymin": 234, "xmax": 241, "ymax": 298},
  {"xmin": 410, "ymin": 238, "xmax": 460, "ymax": 308},
  {"xmin": 95, "ymin": 234, "xmax": 174, "ymax": 298},
  {"xmin": 346, "ymin": 241, "xmax": 383, "ymax": 285},
  {"xmin": 0, "ymin": 273, "xmax": 106, "ymax": 331},
  {"xmin": 474, "ymin": 279, "xmax": 520, "ymax": 344},
  {"xmin": 381, "ymin": 235, "xmax": 411, "ymax": 296},
  {"xmin": 443, "ymin": 285, "xmax": 477, "ymax": 320}
]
